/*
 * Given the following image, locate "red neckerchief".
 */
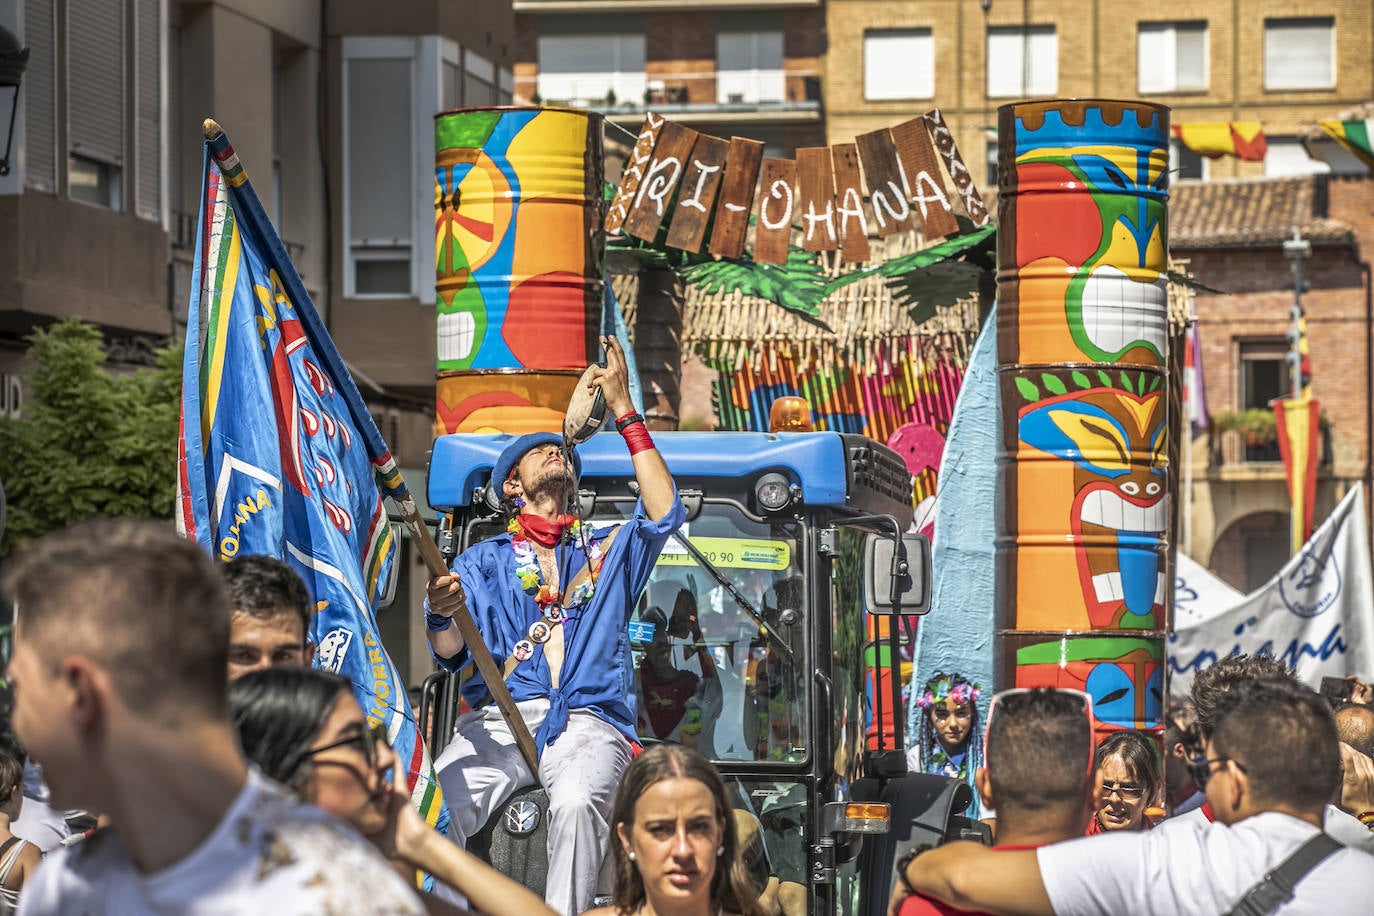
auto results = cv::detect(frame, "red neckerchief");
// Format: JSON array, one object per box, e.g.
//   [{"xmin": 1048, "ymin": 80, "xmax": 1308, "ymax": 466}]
[
  {"xmin": 514, "ymin": 513, "xmax": 576, "ymax": 548},
  {"xmin": 1201, "ymin": 801, "xmax": 1216, "ymax": 822}
]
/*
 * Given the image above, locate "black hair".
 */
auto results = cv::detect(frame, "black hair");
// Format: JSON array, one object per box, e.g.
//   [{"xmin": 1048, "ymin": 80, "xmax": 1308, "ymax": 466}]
[
  {"xmin": 1210, "ymin": 677, "xmax": 1340, "ymax": 812},
  {"xmin": 1190, "ymin": 653, "xmax": 1295, "ymax": 738},
  {"xmin": 229, "ymin": 666, "xmax": 351, "ymax": 790},
  {"xmin": 985, "ymin": 688, "xmax": 1092, "ymax": 813},
  {"xmin": 221, "ymin": 555, "xmax": 313, "ymax": 634},
  {"xmin": 1094, "ymin": 730, "xmax": 1162, "ymax": 806}
]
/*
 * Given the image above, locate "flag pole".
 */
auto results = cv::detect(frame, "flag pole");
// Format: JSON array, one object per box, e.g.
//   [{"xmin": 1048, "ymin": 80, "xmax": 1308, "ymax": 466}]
[{"xmin": 201, "ymin": 119, "xmax": 540, "ymax": 776}]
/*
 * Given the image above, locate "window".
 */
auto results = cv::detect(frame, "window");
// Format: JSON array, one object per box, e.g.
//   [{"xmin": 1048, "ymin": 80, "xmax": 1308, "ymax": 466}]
[
  {"xmin": 68, "ymin": 153, "xmax": 122, "ymax": 210},
  {"xmin": 23, "ymin": 0, "xmax": 57, "ymax": 193},
  {"xmin": 464, "ymin": 51, "xmax": 496, "ymax": 107},
  {"xmin": 537, "ymin": 34, "xmax": 645, "ymax": 107},
  {"xmin": 1138, "ymin": 21, "xmax": 1207, "ymax": 93},
  {"xmin": 1169, "ymin": 139, "xmax": 1207, "ymax": 181},
  {"xmin": 987, "ymin": 26, "xmax": 1057, "ymax": 98},
  {"xmin": 864, "ymin": 29, "xmax": 934, "ymax": 101},
  {"xmin": 1264, "ymin": 138, "xmax": 1327, "ymax": 178},
  {"xmin": 343, "ymin": 44, "xmax": 415, "ymax": 297},
  {"xmin": 986, "ymin": 140, "xmax": 999, "ymax": 187},
  {"xmin": 1264, "ymin": 18, "xmax": 1334, "ymax": 91},
  {"xmin": 68, "ymin": 0, "xmax": 125, "ymax": 209},
  {"xmin": 718, "ymin": 30, "xmax": 784, "ymax": 104}
]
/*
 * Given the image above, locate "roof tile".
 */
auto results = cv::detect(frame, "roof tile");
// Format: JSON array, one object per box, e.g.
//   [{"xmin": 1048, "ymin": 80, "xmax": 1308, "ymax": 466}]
[{"xmin": 1170, "ymin": 176, "xmax": 1354, "ymax": 249}]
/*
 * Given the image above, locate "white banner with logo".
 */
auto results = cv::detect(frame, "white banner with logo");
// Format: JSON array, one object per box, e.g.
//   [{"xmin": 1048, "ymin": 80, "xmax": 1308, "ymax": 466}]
[{"xmin": 1169, "ymin": 483, "xmax": 1374, "ymax": 693}]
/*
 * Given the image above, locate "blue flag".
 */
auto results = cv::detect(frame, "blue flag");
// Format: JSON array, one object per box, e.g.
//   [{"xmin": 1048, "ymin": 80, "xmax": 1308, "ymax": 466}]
[{"xmin": 178, "ymin": 127, "xmax": 451, "ymax": 854}]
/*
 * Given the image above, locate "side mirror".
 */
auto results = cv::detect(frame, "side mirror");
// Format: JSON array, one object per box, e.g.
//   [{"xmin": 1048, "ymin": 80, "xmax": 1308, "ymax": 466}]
[
  {"xmin": 863, "ymin": 532, "xmax": 931, "ymax": 615},
  {"xmin": 377, "ymin": 522, "xmax": 403, "ymax": 610}
]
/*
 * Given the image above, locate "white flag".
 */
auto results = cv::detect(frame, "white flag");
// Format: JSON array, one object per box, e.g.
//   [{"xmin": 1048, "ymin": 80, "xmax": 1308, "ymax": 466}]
[
  {"xmin": 1169, "ymin": 483, "xmax": 1374, "ymax": 693},
  {"xmin": 1173, "ymin": 553, "xmax": 1243, "ymax": 629}
]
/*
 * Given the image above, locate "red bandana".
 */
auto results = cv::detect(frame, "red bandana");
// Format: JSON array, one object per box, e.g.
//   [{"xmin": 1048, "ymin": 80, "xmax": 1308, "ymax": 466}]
[{"xmin": 514, "ymin": 513, "xmax": 577, "ymax": 548}]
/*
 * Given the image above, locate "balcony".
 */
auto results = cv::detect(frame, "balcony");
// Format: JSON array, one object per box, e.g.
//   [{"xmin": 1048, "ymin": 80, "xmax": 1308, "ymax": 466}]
[
  {"xmin": 533, "ymin": 69, "xmax": 821, "ymax": 125},
  {"xmin": 1206, "ymin": 424, "xmax": 1332, "ymax": 480},
  {"xmin": 516, "ymin": 0, "xmax": 819, "ymax": 11}
]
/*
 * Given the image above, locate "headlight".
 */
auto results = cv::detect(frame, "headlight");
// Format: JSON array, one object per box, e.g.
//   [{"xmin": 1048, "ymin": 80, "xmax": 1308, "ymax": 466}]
[{"xmin": 755, "ymin": 473, "xmax": 794, "ymax": 511}]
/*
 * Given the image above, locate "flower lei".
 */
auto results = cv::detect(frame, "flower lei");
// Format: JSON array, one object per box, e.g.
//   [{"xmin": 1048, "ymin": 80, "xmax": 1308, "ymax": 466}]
[
  {"xmin": 915, "ymin": 678, "xmax": 981, "ymax": 710},
  {"xmin": 507, "ymin": 516, "xmax": 604, "ymax": 609}
]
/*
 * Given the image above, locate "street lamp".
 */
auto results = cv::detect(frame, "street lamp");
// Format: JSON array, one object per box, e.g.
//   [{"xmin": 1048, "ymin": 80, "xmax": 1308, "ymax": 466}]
[
  {"xmin": 0, "ymin": 24, "xmax": 29, "ymax": 178},
  {"xmin": 1282, "ymin": 228, "xmax": 1312, "ymax": 401}
]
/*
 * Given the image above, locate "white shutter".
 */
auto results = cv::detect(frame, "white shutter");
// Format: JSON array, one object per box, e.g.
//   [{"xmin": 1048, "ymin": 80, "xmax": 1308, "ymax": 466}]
[
  {"xmin": 1137, "ymin": 25, "xmax": 1170, "ymax": 93},
  {"xmin": 1026, "ymin": 28, "xmax": 1057, "ymax": 96},
  {"xmin": 1175, "ymin": 25, "xmax": 1207, "ymax": 91},
  {"xmin": 864, "ymin": 30, "xmax": 934, "ymax": 101},
  {"xmin": 23, "ymin": 0, "xmax": 56, "ymax": 192},
  {"xmin": 346, "ymin": 57, "xmax": 412, "ymax": 244},
  {"xmin": 986, "ymin": 30, "xmax": 1023, "ymax": 98},
  {"xmin": 68, "ymin": 0, "xmax": 125, "ymax": 165},
  {"xmin": 134, "ymin": 0, "xmax": 160, "ymax": 221},
  {"xmin": 1264, "ymin": 19, "xmax": 1334, "ymax": 90}
]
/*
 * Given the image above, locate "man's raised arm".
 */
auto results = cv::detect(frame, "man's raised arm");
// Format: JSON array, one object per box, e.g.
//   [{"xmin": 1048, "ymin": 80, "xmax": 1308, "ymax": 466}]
[{"xmin": 590, "ymin": 335, "xmax": 676, "ymax": 521}]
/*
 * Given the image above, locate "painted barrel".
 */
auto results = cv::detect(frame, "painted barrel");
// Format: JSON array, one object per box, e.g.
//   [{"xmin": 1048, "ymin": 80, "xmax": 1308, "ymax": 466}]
[
  {"xmin": 994, "ymin": 100, "xmax": 1171, "ymax": 739},
  {"xmin": 435, "ymin": 107, "xmax": 604, "ymax": 433}
]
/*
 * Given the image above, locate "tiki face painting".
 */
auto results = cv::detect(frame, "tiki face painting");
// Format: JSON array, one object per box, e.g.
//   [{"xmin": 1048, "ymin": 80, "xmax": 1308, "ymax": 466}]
[
  {"xmin": 998, "ymin": 102, "xmax": 1170, "ymax": 368},
  {"xmin": 1010, "ymin": 635, "xmax": 1164, "ymax": 737},
  {"xmin": 1004, "ymin": 370, "xmax": 1169, "ymax": 632}
]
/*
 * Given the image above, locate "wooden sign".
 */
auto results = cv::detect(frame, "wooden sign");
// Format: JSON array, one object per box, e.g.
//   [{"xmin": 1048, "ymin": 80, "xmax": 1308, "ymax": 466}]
[
  {"xmin": 830, "ymin": 143, "xmax": 871, "ymax": 263},
  {"xmin": 891, "ymin": 117, "xmax": 959, "ymax": 239},
  {"xmin": 708, "ymin": 137, "xmax": 765, "ymax": 259},
  {"xmin": 796, "ymin": 148, "xmax": 838, "ymax": 253},
  {"xmin": 605, "ymin": 113, "xmax": 665, "ymax": 234},
  {"xmin": 855, "ymin": 128, "xmax": 914, "ymax": 236},
  {"xmin": 754, "ymin": 158, "xmax": 797, "ymax": 265},
  {"xmin": 666, "ymin": 133, "xmax": 731, "ymax": 252},
  {"xmin": 924, "ymin": 108, "xmax": 991, "ymax": 227},
  {"xmin": 624, "ymin": 120, "xmax": 699, "ymax": 242}
]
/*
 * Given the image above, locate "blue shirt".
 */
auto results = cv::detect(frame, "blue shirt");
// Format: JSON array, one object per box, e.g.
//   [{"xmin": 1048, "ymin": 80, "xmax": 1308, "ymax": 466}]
[{"xmin": 435, "ymin": 496, "xmax": 685, "ymax": 755}]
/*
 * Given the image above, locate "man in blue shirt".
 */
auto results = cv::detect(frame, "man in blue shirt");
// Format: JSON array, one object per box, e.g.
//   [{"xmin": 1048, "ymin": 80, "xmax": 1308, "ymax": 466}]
[{"xmin": 426, "ymin": 336, "xmax": 684, "ymax": 914}]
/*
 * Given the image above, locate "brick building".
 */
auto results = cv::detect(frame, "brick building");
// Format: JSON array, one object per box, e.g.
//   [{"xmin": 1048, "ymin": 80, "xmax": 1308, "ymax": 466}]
[
  {"xmin": 826, "ymin": 0, "xmax": 1374, "ymax": 187},
  {"xmin": 511, "ymin": 0, "xmax": 826, "ymax": 160},
  {"xmin": 1173, "ymin": 173, "xmax": 1372, "ymax": 589}
]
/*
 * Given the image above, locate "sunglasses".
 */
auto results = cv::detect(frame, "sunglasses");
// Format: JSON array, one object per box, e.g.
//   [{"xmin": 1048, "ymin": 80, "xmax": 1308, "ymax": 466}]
[
  {"xmin": 305, "ymin": 721, "xmax": 390, "ymax": 770},
  {"xmin": 985, "ymin": 687, "xmax": 1096, "ymax": 776},
  {"xmin": 1101, "ymin": 781, "xmax": 1146, "ymax": 800}
]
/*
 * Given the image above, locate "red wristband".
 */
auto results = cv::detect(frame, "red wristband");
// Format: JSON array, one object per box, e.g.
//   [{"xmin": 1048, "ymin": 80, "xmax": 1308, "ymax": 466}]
[{"xmin": 621, "ymin": 420, "xmax": 654, "ymax": 455}]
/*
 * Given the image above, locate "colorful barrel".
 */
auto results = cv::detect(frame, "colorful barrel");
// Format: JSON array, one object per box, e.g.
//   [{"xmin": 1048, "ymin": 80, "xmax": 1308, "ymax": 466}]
[
  {"xmin": 434, "ymin": 107, "xmax": 604, "ymax": 433},
  {"xmin": 994, "ymin": 100, "xmax": 1171, "ymax": 739}
]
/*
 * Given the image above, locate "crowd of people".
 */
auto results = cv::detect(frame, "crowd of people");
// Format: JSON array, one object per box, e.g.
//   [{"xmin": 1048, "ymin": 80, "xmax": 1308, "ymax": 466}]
[{"xmin": 0, "ymin": 334, "xmax": 1372, "ymax": 915}]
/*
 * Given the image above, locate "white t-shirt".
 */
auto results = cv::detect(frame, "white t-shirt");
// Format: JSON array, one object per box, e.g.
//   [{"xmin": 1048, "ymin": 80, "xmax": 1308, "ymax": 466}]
[
  {"xmin": 11, "ymin": 795, "xmax": 71, "ymax": 854},
  {"xmin": 1039, "ymin": 810, "xmax": 1374, "ymax": 916},
  {"xmin": 17, "ymin": 770, "xmax": 424, "ymax": 916},
  {"xmin": 1157, "ymin": 801, "xmax": 1374, "ymax": 854}
]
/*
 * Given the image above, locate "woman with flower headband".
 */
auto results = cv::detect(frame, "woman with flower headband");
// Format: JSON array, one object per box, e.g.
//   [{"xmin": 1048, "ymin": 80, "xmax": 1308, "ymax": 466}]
[
  {"xmin": 423, "ymin": 336, "xmax": 687, "ymax": 916},
  {"xmin": 908, "ymin": 672, "xmax": 983, "ymax": 817}
]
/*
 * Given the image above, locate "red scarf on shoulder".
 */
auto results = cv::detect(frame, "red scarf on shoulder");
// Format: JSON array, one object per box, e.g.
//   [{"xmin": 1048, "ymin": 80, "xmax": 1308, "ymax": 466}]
[{"xmin": 514, "ymin": 513, "xmax": 576, "ymax": 548}]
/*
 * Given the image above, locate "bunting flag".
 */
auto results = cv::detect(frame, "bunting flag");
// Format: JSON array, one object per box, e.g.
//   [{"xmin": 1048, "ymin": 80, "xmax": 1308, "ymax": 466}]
[
  {"xmin": 177, "ymin": 125, "xmax": 451, "ymax": 874},
  {"xmin": 1274, "ymin": 397, "xmax": 1322, "ymax": 556},
  {"xmin": 1182, "ymin": 322, "xmax": 1208, "ymax": 431},
  {"xmin": 1319, "ymin": 119, "xmax": 1374, "ymax": 170},
  {"xmin": 1172, "ymin": 122, "xmax": 1268, "ymax": 161}
]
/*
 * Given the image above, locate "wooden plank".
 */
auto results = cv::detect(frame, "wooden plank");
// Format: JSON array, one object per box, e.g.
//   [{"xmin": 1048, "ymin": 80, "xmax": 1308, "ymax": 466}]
[
  {"xmin": 855, "ymin": 128, "xmax": 914, "ymax": 236},
  {"xmin": 624, "ymin": 120, "xmax": 699, "ymax": 243},
  {"xmin": 604, "ymin": 113, "xmax": 665, "ymax": 234},
  {"xmin": 890, "ymin": 117, "xmax": 960, "ymax": 239},
  {"xmin": 924, "ymin": 108, "xmax": 991, "ymax": 227},
  {"xmin": 830, "ymin": 143, "xmax": 871, "ymax": 263},
  {"xmin": 796, "ymin": 147, "xmax": 838, "ymax": 252},
  {"xmin": 665, "ymin": 133, "xmax": 731, "ymax": 252},
  {"xmin": 753, "ymin": 158, "xmax": 797, "ymax": 265},
  {"xmin": 708, "ymin": 137, "xmax": 765, "ymax": 258}
]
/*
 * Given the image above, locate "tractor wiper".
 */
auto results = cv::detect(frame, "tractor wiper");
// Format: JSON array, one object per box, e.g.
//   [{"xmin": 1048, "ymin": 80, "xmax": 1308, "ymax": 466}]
[{"xmin": 669, "ymin": 531, "xmax": 795, "ymax": 662}]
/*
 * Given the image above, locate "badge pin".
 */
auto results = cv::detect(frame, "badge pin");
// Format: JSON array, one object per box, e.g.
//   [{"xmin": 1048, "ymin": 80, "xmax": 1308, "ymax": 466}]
[
  {"xmin": 528, "ymin": 621, "xmax": 551, "ymax": 644},
  {"xmin": 512, "ymin": 640, "xmax": 535, "ymax": 662}
]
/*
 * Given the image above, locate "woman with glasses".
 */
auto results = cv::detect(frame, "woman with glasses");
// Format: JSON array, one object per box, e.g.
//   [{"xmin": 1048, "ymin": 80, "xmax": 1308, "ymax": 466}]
[
  {"xmin": 1087, "ymin": 730, "xmax": 1162, "ymax": 834},
  {"xmin": 908, "ymin": 673, "xmax": 983, "ymax": 818},
  {"xmin": 229, "ymin": 667, "xmax": 556, "ymax": 916}
]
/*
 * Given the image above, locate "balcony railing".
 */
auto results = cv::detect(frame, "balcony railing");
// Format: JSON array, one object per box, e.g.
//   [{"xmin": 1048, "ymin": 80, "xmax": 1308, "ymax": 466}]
[
  {"xmin": 171, "ymin": 209, "xmax": 305, "ymax": 267},
  {"xmin": 531, "ymin": 69, "xmax": 821, "ymax": 119},
  {"xmin": 1207, "ymin": 425, "xmax": 1332, "ymax": 471}
]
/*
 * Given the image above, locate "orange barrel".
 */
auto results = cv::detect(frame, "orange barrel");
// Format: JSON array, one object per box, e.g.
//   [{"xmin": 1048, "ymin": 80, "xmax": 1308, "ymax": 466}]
[
  {"xmin": 434, "ymin": 107, "xmax": 604, "ymax": 433},
  {"xmin": 994, "ymin": 100, "xmax": 1171, "ymax": 740}
]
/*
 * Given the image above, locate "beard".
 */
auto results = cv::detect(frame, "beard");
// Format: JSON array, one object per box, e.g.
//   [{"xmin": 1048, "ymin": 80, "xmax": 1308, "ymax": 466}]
[{"xmin": 521, "ymin": 463, "xmax": 574, "ymax": 508}]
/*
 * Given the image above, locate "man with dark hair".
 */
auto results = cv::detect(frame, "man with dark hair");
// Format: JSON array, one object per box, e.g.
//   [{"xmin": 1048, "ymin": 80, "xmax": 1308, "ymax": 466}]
[
  {"xmin": 425, "ymin": 337, "xmax": 685, "ymax": 915},
  {"xmin": 890, "ymin": 677, "xmax": 1374, "ymax": 916},
  {"xmin": 1161, "ymin": 710, "xmax": 1205, "ymax": 817},
  {"xmin": 1160, "ymin": 654, "xmax": 1374, "ymax": 851},
  {"xmin": 3, "ymin": 519, "xmax": 423, "ymax": 913},
  {"xmin": 893, "ymin": 688, "xmax": 1095, "ymax": 916},
  {"xmin": 221, "ymin": 555, "xmax": 314, "ymax": 679}
]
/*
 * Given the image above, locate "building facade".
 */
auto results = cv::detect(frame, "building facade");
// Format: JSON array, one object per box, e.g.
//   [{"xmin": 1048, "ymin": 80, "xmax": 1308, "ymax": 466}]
[{"xmin": 511, "ymin": 0, "xmax": 826, "ymax": 160}]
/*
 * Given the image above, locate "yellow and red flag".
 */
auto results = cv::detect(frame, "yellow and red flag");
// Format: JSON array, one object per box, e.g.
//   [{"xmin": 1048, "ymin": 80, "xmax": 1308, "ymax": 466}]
[{"xmin": 1172, "ymin": 122, "xmax": 1268, "ymax": 161}]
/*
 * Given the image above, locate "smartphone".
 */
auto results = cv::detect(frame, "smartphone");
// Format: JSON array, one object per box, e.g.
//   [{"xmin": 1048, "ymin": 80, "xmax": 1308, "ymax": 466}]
[{"xmin": 1319, "ymin": 676, "xmax": 1354, "ymax": 708}]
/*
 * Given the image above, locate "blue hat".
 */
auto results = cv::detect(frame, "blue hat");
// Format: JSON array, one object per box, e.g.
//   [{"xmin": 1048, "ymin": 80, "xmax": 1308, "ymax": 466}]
[{"xmin": 490, "ymin": 433, "xmax": 581, "ymax": 491}]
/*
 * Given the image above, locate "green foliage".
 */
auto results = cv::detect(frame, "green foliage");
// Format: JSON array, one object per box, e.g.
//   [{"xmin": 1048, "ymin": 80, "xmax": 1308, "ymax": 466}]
[
  {"xmin": 681, "ymin": 248, "xmax": 832, "ymax": 322},
  {"xmin": 0, "ymin": 320, "xmax": 182, "ymax": 556},
  {"xmin": 1211, "ymin": 408, "xmax": 1278, "ymax": 445}
]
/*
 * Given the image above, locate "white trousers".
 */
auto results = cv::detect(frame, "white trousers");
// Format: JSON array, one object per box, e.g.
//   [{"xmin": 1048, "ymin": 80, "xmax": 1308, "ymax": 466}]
[{"xmin": 433, "ymin": 698, "xmax": 632, "ymax": 916}]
